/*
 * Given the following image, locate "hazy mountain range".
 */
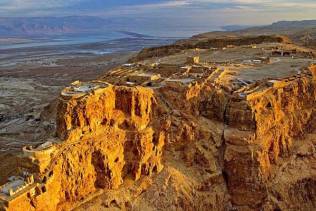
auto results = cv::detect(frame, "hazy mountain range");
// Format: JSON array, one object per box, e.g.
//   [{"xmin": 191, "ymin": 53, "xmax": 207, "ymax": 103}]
[
  {"xmin": 239, "ymin": 20, "xmax": 316, "ymax": 47},
  {"xmin": 0, "ymin": 16, "xmax": 316, "ymax": 46},
  {"xmin": 240, "ymin": 20, "xmax": 316, "ymax": 33},
  {"xmin": 0, "ymin": 16, "xmax": 211, "ymax": 38},
  {"xmin": 195, "ymin": 20, "xmax": 316, "ymax": 48},
  {"xmin": 0, "ymin": 16, "xmax": 115, "ymax": 37}
]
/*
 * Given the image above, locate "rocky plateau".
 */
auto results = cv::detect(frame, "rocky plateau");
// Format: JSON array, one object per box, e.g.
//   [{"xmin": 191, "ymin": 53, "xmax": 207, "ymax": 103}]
[{"xmin": 0, "ymin": 34, "xmax": 316, "ymax": 211}]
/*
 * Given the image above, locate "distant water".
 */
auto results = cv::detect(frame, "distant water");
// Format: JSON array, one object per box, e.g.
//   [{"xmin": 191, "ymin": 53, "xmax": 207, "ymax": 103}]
[
  {"xmin": 0, "ymin": 32, "xmax": 130, "ymax": 50},
  {"xmin": 0, "ymin": 32, "xmax": 180, "ymax": 67},
  {"xmin": 0, "ymin": 31, "xmax": 182, "ymax": 55}
]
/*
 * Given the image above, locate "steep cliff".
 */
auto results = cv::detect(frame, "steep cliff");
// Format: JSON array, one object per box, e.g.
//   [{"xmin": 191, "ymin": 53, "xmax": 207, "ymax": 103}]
[
  {"xmin": 223, "ymin": 66, "xmax": 316, "ymax": 209},
  {"xmin": 0, "ymin": 82, "xmax": 168, "ymax": 210},
  {"xmin": 1, "ymin": 40, "xmax": 315, "ymax": 211}
]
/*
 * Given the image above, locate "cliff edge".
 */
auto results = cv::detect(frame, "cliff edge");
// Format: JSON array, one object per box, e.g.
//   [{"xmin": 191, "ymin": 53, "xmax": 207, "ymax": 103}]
[{"xmin": 1, "ymin": 36, "xmax": 316, "ymax": 211}]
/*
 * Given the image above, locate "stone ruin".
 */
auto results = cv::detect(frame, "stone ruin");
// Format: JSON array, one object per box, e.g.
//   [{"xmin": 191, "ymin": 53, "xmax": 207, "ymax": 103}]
[
  {"xmin": 0, "ymin": 140, "xmax": 59, "ymax": 209},
  {"xmin": 1, "ymin": 44, "xmax": 316, "ymax": 210},
  {"xmin": 22, "ymin": 141, "xmax": 56, "ymax": 173},
  {"xmin": 61, "ymin": 81, "xmax": 110, "ymax": 99},
  {"xmin": 0, "ymin": 172, "xmax": 37, "ymax": 208},
  {"xmin": 0, "ymin": 174, "xmax": 34, "ymax": 198}
]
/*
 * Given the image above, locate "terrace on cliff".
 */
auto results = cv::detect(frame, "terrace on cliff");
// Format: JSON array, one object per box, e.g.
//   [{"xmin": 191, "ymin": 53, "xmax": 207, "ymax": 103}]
[{"xmin": 1, "ymin": 36, "xmax": 316, "ymax": 211}]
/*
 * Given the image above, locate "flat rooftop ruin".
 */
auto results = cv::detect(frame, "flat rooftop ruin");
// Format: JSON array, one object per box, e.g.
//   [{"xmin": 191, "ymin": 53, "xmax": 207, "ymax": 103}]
[
  {"xmin": 0, "ymin": 173, "xmax": 35, "ymax": 201},
  {"xmin": 61, "ymin": 81, "xmax": 110, "ymax": 99},
  {"xmin": 94, "ymin": 42, "xmax": 315, "ymax": 98},
  {"xmin": 23, "ymin": 141, "xmax": 53, "ymax": 152},
  {"xmin": 22, "ymin": 140, "xmax": 57, "ymax": 156}
]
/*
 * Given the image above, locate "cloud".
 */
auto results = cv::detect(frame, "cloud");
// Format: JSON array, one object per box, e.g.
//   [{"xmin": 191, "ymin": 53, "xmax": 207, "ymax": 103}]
[
  {"xmin": 1, "ymin": 0, "xmax": 316, "ymax": 16},
  {"xmin": 0, "ymin": 0, "xmax": 190, "ymax": 16},
  {"xmin": 107, "ymin": 0, "xmax": 316, "ymax": 15},
  {"xmin": 0, "ymin": 0, "xmax": 80, "ymax": 10},
  {"xmin": 127, "ymin": 1, "xmax": 190, "ymax": 9},
  {"xmin": 159, "ymin": 0, "xmax": 316, "ymax": 10},
  {"xmin": 194, "ymin": 0, "xmax": 316, "ymax": 10},
  {"xmin": 0, "ymin": 0, "xmax": 315, "ymax": 35},
  {"xmin": 0, "ymin": 0, "xmax": 85, "ymax": 15}
]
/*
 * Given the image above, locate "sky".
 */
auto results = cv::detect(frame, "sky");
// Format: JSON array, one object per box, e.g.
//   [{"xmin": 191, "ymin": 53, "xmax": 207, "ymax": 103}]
[{"xmin": 0, "ymin": 0, "xmax": 316, "ymax": 35}]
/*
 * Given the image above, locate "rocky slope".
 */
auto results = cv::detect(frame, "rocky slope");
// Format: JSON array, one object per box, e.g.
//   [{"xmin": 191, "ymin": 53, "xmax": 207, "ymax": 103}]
[
  {"xmin": 201, "ymin": 20, "xmax": 316, "ymax": 50},
  {"xmin": 1, "ymin": 36, "xmax": 316, "ymax": 211}
]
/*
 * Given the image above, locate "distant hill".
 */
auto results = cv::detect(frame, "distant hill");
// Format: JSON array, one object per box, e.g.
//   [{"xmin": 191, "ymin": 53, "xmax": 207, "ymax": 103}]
[
  {"xmin": 0, "ymin": 16, "xmax": 160, "ymax": 41},
  {"xmin": 195, "ymin": 20, "xmax": 316, "ymax": 49},
  {"xmin": 1, "ymin": 17, "xmax": 316, "ymax": 48},
  {"xmin": 0, "ymin": 16, "xmax": 115, "ymax": 37},
  {"xmin": 239, "ymin": 20, "xmax": 316, "ymax": 48},
  {"xmin": 239, "ymin": 20, "xmax": 316, "ymax": 35},
  {"xmin": 241, "ymin": 20, "xmax": 316, "ymax": 33}
]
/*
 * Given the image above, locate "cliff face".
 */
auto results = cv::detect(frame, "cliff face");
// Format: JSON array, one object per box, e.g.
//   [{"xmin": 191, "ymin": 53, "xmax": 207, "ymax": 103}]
[
  {"xmin": 250, "ymin": 75, "xmax": 316, "ymax": 175},
  {"xmin": 1, "ymin": 83, "xmax": 166, "ymax": 210},
  {"xmin": 223, "ymin": 67, "xmax": 316, "ymax": 209},
  {"xmin": 54, "ymin": 84, "xmax": 166, "ymax": 208},
  {"xmin": 1, "ymin": 41, "xmax": 315, "ymax": 211}
]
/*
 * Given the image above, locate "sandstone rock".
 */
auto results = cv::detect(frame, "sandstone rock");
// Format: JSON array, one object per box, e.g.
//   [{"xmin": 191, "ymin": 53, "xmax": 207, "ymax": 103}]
[{"xmin": 2, "ymin": 39, "xmax": 316, "ymax": 211}]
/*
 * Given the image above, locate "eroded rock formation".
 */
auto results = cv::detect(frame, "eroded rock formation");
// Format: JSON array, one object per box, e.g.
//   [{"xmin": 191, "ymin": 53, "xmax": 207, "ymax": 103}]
[
  {"xmin": 1, "ymin": 38, "xmax": 316, "ymax": 211},
  {"xmin": 223, "ymin": 68, "xmax": 316, "ymax": 209}
]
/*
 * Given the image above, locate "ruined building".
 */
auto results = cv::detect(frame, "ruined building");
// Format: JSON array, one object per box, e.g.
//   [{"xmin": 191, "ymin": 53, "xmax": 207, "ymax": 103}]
[{"xmin": 1, "ymin": 36, "xmax": 316, "ymax": 211}]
